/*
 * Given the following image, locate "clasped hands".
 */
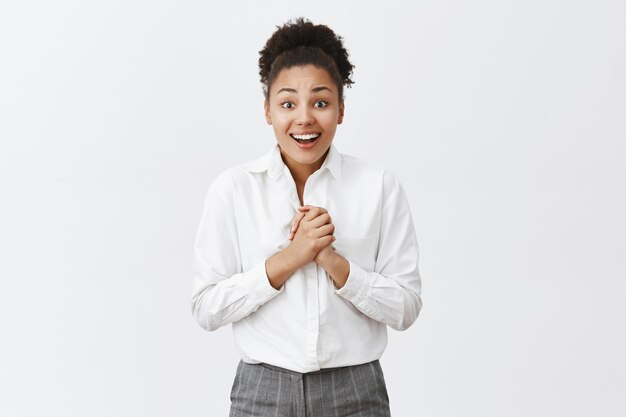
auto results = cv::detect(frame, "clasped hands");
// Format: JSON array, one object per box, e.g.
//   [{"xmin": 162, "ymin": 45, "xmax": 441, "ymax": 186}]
[
  {"xmin": 286, "ymin": 205, "xmax": 338, "ymax": 268},
  {"xmin": 266, "ymin": 204, "xmax": 348, "ymax": 290}
]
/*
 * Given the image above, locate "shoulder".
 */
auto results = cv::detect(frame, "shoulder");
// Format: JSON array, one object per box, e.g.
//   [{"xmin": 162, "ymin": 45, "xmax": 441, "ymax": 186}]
[
  {"xmin": 340, "ymin": 151, "xmax": 382, "ymax": 176},
  {"xmin": 203, "ymin": 151, "xmax": 267, "ymax": 199},
  {"xmin": 202, "ymin": 168, "xmax": 237, "ymax": 204},
  {"xmin": 338, "ymin": 151, "xmax": 402, "ymax": 189}
]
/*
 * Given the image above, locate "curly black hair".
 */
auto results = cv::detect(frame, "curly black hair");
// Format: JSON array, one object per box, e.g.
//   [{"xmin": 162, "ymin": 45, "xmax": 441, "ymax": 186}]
[{"xmin": 258, "ymin": 17, "xmax": 355, "ymax": 100}]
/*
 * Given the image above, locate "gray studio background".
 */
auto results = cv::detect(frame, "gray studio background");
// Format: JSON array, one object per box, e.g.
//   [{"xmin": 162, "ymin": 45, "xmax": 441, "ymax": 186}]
[{"xmin": 1, "ymin": 1, "xmax": 625, "ymax": 416}]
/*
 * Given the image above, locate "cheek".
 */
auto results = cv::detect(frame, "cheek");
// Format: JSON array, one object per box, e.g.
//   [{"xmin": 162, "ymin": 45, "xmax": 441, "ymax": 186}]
[
  {"xmin": 269, "ymin": 112, "xmax": 292, "ymax": 130},
  {"xmin": 320, "ymin": 112, "xmax": 339, "ymax": 129}
]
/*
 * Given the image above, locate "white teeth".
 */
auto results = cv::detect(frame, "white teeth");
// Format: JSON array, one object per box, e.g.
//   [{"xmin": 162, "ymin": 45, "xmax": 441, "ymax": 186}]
[{"xmin": 292, "ymin": 133, "xmax": 320, "ymax": 140}]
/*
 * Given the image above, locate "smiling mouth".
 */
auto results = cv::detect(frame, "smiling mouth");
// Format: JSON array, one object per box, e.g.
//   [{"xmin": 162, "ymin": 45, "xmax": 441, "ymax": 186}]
[{"xmin": 290, "ymin": 133, "xmax": 321, "ymax": 144}]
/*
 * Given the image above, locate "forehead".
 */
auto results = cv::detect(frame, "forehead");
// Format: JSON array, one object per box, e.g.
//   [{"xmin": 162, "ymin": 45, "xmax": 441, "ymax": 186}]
[{"xmin": 272, "ymin": 65, "xmax": 336, "ymax": 93}]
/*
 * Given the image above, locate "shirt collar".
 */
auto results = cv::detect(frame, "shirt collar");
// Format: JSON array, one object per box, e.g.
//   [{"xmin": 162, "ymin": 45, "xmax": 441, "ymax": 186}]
[{"xmin": 245, "ymin": 142, "xmax": 342, "ymax": 180}]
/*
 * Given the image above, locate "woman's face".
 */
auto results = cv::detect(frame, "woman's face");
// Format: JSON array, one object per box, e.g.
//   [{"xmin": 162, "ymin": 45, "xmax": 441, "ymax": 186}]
[{"xmin": 264, "ymin": 65, "xmax": 344, "ymax": 175}]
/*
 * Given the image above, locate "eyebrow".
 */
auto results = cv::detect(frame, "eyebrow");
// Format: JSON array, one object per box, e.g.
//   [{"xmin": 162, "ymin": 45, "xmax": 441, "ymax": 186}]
[{"xmin": 276, "ymin": 86, "xmax": 333, "ymax": 95}]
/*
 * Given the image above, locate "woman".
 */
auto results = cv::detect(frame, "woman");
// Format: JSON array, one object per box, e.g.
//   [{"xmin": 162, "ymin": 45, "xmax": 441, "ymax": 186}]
[{"xmin": 191, "ymin": 17, "xmax": 422, "ymax": 416}]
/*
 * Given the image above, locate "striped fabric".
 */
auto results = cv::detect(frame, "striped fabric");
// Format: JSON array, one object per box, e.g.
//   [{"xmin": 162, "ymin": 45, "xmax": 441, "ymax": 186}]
[{"xmin": 229, "ymin": 359, "xmax": 391, "ymax": 417}]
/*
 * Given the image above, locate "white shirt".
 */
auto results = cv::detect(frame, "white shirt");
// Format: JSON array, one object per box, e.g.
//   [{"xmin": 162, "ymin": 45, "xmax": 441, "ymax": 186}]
[{"xmin": 191, "ymin": 141, "xmax": 422, "ymax": 373}]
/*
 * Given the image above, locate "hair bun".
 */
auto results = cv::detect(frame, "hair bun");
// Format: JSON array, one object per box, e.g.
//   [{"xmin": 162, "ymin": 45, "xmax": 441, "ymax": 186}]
[{"xmin": 259, "ymin": 17, "xmax": 354, "ymax": 92}]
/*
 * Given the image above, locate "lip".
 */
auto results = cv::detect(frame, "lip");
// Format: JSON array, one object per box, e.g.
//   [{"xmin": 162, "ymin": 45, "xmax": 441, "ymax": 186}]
[
  {"xmin": 290, "ymin": 133, "xmax": 321, "ymax": 149},
  {"xmin": 289, "ymin": 131, "xmax": 321, "ymax": 136}
]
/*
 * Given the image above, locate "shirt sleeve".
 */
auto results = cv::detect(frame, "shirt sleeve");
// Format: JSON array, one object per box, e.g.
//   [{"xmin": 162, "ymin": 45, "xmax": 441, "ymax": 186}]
[
  {"xmin": 333, "ymin": 170, "xmax": 423, "ymax": 331},
  {"xmin": 190, "ymin": 171, "xmax": 284, "ymax": 332}
]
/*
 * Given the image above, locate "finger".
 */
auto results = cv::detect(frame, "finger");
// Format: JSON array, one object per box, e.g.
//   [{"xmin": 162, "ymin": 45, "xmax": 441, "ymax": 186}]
[
  {"xmin": 311, "ymin": 223, "xmax": 335, "ymax": 238},
  {"xmin": 297, "ymin": 206, "xmax": 312, "ymax": 215},
  {"xmin": 290, "ymin": 215, "xmax": 297, "ymax": 232},
  {"xmin": 291, "ymin": 211, "xmax": 306, "ymax": 232},
  {"xmin": 303, "ymin": 206, "xmax": 328, "ymax": 220},
  {"xmin": 309, "ymin": 212, "xmax": 332, "ymax": 229},
  {"xmin": 291, "ymin": 210, "xmax": 304, "ymax": 232},
  {"xmin": 298, "ymin": 205, "xmax": 316, "ymax": 211},
  {"xmin": 319, "ymin": 234, "xmax": 336, "ymax": 248},
  {"xmin": 289, "ymin": 212, "xmax": 306, "ymax": 241}
]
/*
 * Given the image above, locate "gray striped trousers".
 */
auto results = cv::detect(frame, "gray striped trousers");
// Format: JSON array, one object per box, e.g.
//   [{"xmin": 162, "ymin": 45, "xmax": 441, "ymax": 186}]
[{"xmin": 229, "ymin": 359, "xmax": 391, "ymax": 417}]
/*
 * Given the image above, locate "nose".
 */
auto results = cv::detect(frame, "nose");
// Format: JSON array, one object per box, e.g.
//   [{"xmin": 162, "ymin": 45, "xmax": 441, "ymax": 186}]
[{"xmin": 296, "ymin": 105, "xmax": 314, "ymax": 125}]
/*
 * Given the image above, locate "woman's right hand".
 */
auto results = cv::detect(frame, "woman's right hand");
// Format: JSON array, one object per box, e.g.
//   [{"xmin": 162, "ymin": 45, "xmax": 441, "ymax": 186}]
[{"xmin": 284, "ymin": 206, "xmax": 335, "ymax": 268}]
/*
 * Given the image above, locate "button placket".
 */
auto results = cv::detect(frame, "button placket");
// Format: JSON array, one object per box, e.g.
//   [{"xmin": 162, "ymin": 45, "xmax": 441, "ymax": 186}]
[
  {"xmin": 304, "ymin": 262, "xmax": 320, "ymax": 370},
  {"xmin": 303, "ymin": 173, "xmax": 322, "ymax": 370},
  {"xmin": 280, "ymin": 165, "xmax": 323, "ymax": 370},
  {"xmin": 279, "ymin": 165, "xmax": 302, "ymax": 209}
]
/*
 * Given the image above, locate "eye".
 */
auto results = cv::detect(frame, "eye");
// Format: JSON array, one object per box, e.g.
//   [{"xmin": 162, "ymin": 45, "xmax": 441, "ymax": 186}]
[
  {"xmin": 281, "ymin": 101, "xmax": 295, "ymax": 109},
  {"xmin": 314, "ymin": 100, "xmax": 328, "ymax": 108}
]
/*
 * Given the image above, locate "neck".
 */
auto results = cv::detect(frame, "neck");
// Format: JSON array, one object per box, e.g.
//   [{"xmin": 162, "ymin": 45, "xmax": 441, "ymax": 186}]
[
  {"xmin": 280, "ymin": 147, "xmax": 329, "ymax": 185},
  {"xmin": 286, "ymin": 161, "xmax": 320, "ymax": 186}
]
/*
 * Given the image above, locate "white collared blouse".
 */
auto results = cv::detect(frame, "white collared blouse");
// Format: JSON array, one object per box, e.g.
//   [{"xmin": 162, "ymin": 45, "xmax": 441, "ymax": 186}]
[{"xmin": 191, "ymin": 142, "xmax": 422, "ymax": 373}]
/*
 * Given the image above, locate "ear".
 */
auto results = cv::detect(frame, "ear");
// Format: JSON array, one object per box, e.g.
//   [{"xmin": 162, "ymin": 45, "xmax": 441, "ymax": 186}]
[
  {"xmin": 337, "ymin": 100, "xmax": 345, "ymax": 125},
  {"xmin": 264, "ymin": 99, "xmax": 272, "ymax": 125}
]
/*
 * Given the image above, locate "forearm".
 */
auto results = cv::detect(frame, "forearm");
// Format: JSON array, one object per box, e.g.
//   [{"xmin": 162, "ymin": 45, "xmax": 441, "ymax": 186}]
[
  {"xmin": 265, "ymin": 247, "xmax": 300, "ymax": 289},
  {"xmin": 314, "ymin": 243, "xmax": 422, "ymax": 331},
  {"xmin": 321, "ymin": 252, "xmax": 422, "ymax": 331},
  {"xmin": 318, "ymin": 252, "xmax": 350, "ymax": 289},
  {"xmin": 191, "ymin": 261, "xmax": 284, "ymax": 331}
]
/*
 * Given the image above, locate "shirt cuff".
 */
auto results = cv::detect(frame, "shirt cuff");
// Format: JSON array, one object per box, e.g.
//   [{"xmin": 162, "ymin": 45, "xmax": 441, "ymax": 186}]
[
  {"xmin": 332, "ymin": 259, "xmax": 372, "ymax": 305},
  {"xmin": 230, "ymin": 260, "xmax": 285, "ymax": 306}
]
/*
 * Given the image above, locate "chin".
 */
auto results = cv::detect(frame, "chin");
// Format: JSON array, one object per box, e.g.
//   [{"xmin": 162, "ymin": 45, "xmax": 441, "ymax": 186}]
[{"xmin": 278, "ymin": 139, "xmax": 330, "ymax": 164}]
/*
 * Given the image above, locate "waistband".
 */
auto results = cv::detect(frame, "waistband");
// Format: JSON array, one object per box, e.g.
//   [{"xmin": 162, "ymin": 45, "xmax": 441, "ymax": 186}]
[{"xmin": 251, "ymin": 359, "xmax": 379, "ymax": 377}]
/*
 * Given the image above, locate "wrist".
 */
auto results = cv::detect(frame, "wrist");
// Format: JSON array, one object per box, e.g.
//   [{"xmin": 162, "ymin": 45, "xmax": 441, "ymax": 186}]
[
  {"xmin": 278, "ymin": 246, "xmax": 300, "ymax": 272},
  {"xmin": 316, "ymin": 247, "xmax": 338, "ymax": 269},
  {"xmin": 266, "ymin": 248, "xmax": 299, "ymax": 289}
]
